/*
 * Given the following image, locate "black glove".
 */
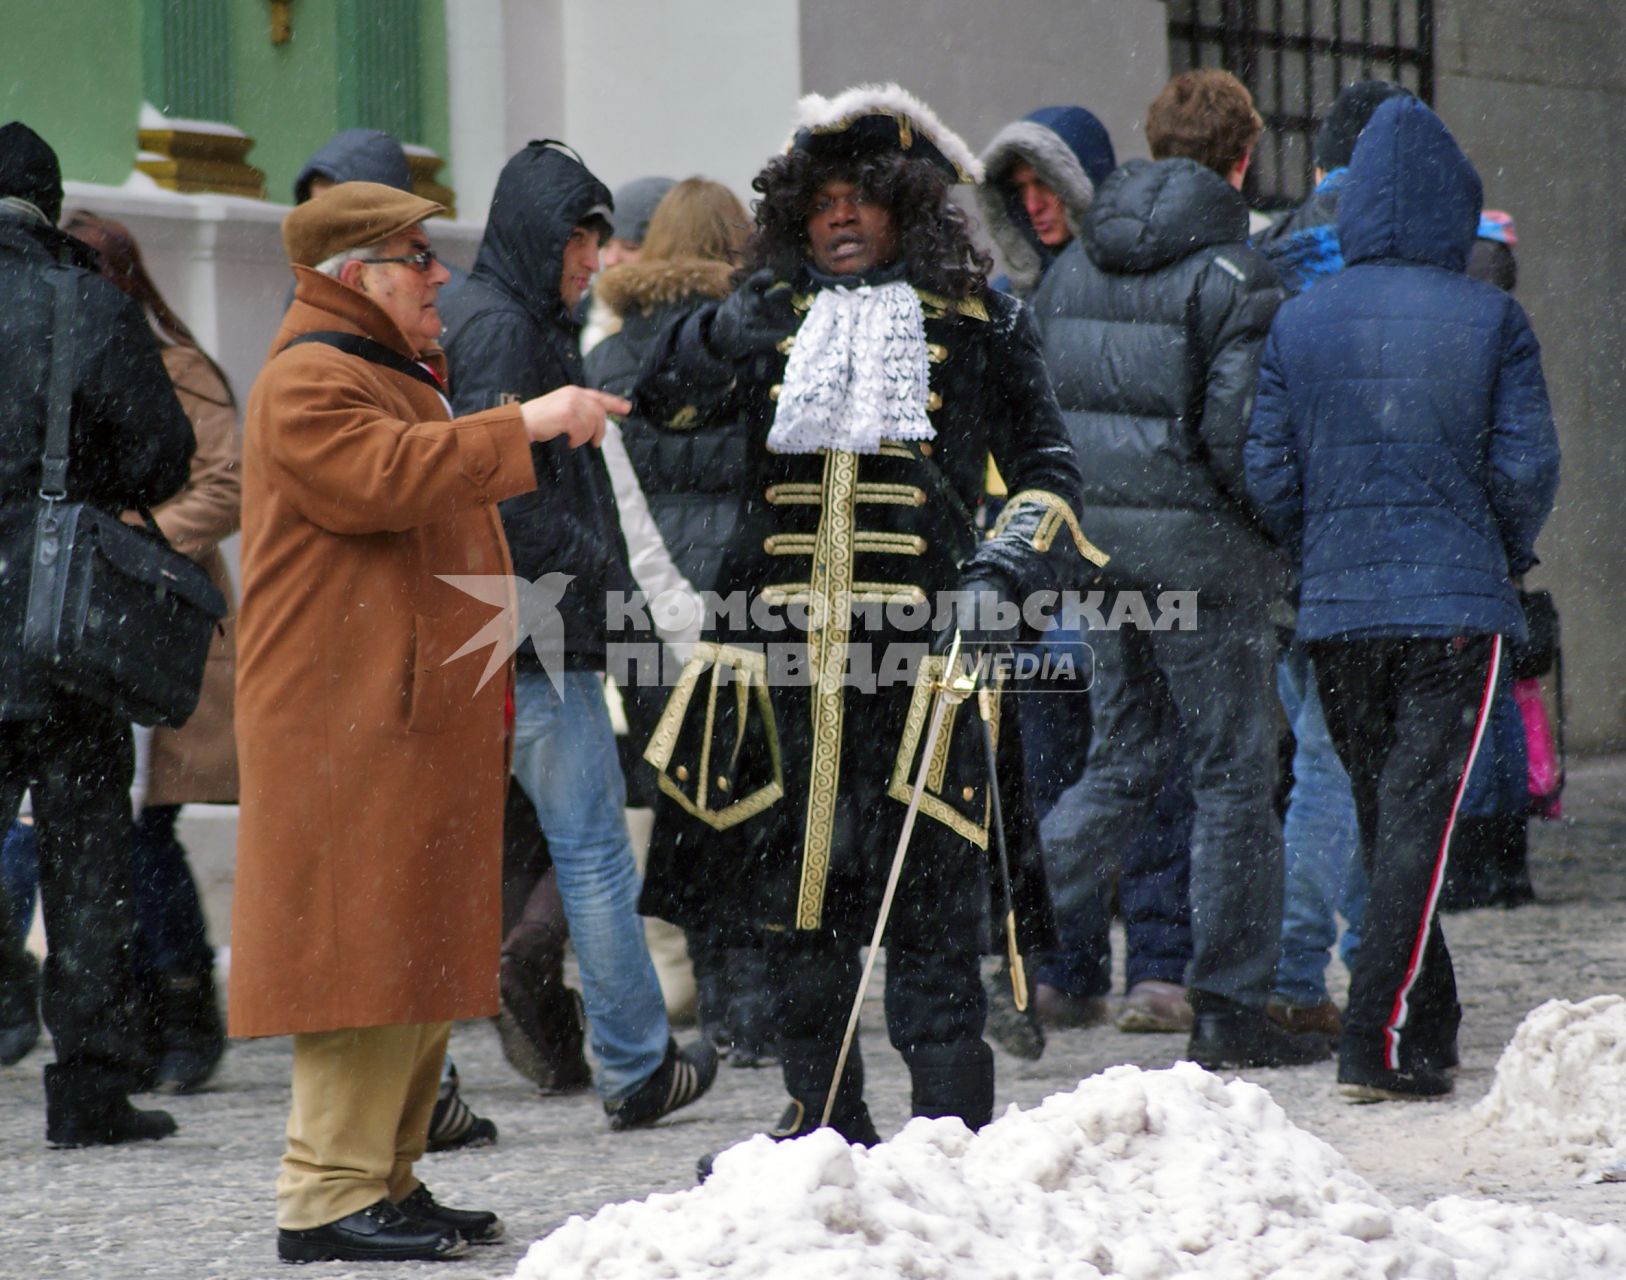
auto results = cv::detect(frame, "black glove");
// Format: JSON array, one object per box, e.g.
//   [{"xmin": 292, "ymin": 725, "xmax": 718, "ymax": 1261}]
[
  {"xmin": 932, "ymin": 570, "xmax": 1024, "ymax": 667},
  {"xmin": 706, "ymin": 268, "xmax": 783, "ymax": 361}
]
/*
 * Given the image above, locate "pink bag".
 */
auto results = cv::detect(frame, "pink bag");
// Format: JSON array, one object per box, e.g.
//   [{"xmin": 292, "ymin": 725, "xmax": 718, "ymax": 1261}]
[{"xmin": 1515, "ymin": 677, "xmax": 1563, "ymax": 819}]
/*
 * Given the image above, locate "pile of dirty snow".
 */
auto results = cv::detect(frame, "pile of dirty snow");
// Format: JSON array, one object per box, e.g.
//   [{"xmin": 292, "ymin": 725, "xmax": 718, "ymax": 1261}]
[
  {"xmin": 515, "ymin": 1061, "xmax": 1626, "ymax": 1280},
  {"xmin": 1475, "ymin": 995, "xmax": 1626, "ymax": 1179}
]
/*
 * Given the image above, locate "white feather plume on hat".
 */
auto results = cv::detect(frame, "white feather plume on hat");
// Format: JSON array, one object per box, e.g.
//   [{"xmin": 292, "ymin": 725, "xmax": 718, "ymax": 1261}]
[{"xmin": 786, "ymin": 83, "xmax": 984, "ymax": 185}]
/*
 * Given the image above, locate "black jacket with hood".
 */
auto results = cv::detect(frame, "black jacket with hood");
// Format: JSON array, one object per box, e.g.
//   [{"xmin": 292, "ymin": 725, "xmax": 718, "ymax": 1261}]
[
  {"xmin": 440, "ymin": 141, "xmax": 633, "ymax": 670},
  {"xmin": 0, "ymin": 125, "xmax": 194, "ymax": 717},
  {"xmin": 584, "ymin": 256, "xmax": 748, "ymax": 594},
  {"xmin": 1028, "ymin": 157, "xmax": 1288, "ymax": 603}
]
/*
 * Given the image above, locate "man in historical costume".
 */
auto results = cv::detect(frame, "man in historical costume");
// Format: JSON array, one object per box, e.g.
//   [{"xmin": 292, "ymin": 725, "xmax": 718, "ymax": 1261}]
[
  {"xmin": 230, "ymin": 181, "xmax": 622, "ymax": 1263},
  {"xmin": 633, "ymin": 85, "xmax": 1101, "ymax": 1157}
]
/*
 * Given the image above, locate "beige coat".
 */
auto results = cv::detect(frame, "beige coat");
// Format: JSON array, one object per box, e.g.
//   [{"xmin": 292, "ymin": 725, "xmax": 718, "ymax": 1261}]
[
  {"xmin": 146, "ymin": 343, "xmax": 242, "ymax": 805},
  {"xmin": 228, "ymin": 268, "xmax": 535, "ymax": 1038}
]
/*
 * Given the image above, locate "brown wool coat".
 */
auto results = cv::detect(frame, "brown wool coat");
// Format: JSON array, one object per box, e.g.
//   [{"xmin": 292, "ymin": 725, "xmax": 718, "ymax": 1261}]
[
  {"xmin": 228, "ymin": 268, "xmax": 535, "ymax": 1038},
  {"xmin": 146, "ymin": 343, "xmax": 242, "ymax": 806}
]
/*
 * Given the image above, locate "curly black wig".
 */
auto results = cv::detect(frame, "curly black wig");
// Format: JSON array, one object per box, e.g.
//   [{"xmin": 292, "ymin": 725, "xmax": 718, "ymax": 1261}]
[{"xmin": 742, "ymin": 147, "xmax": 992, "ymax": 300}]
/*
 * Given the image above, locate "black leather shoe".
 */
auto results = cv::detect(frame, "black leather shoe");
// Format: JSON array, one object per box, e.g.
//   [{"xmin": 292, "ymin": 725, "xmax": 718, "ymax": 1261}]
[
  {"xmin": 277, "ymin": 1198, "xmax": 466, "ymax": 1264},
  {"xmin": 1337, "ymin": 1059, "xmax": 1453, "ymax": 1102},
  {"xmin": 397, "ymin": 1184, "xmax": 503, "ymax": 1245},
  {"xmin": 1187, "ymin": 1000, "xmax": 1331, "ymax": 1069}
]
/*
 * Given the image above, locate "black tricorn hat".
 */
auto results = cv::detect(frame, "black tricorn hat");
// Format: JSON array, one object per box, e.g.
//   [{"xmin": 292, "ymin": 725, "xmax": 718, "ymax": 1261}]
[{"xmin": 787, "ymin": 83, "xmax": 983, "ymax": 185}]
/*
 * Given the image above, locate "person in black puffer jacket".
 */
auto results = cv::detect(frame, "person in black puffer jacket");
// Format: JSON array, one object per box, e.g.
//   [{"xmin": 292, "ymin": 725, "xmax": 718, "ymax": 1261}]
[
  {"xmin": 0, "ymin": 122, "xmax": 194, "ymax": 1147},
  {"xmin": 586, "ymin": 177, "xmax": 775, "ymax": 1068},
  {"xmin": 441, "ymin": 140, "xmax": 718, "ymax": 1131},
  {"xmin": 1028, "ymin": 71, "xmax": 1324, "ymax": 1072}
]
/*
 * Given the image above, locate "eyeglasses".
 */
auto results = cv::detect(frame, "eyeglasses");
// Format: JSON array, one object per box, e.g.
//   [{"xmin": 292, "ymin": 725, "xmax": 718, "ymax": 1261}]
[{"xmin": 358, "ymin": 247, "xmax": 439, "ymax": 272}]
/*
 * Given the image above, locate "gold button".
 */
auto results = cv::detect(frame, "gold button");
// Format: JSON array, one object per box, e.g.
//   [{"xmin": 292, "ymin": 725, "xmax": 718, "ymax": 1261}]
[
  {"xmin": 926, "ymin": 391, "xmax": 942, "ymax": 412},
  {"xmin": 716, "ymin": 776, "xmax": 731, "ymax": 793},
  {"xmin": 675, "ymin": 765, "xmax": 689, "ymax": 782},
  {"xmin": 927, "ymin": 343, "xmax": 949, "ymax": 364},
  {"xmin": 961, "ymin": 786, "xmax": 975, "ymax": 801},
  {"xmin": 920, "ymin": 442, "xmax": 934, "ymax": 458},
  {"xmin": 768, "ymin": 384, "xmax": 782, "ymax": 401},
  {"xmin": 776, "ymin": 336, "xmax": 796, "ymax": 354}
]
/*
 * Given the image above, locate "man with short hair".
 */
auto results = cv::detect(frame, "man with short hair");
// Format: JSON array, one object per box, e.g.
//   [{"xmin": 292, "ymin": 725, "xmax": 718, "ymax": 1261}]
[
  {"xmin": 231, "ymin": 180, "xmax": 622, "ymax": 1263},
  {"xmin": 440, "ymin": 142, "xmax": 718, "ymax": 1132},
  {"xmin": 1028, "ymin": 69, "xmax": 1327, "ymax": 1069}
]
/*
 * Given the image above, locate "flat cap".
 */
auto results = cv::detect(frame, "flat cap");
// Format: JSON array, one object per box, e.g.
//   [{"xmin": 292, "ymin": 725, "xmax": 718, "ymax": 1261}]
[{"xmin": 282, "ymin": 180, "xmax": 445, "ymax": 268}]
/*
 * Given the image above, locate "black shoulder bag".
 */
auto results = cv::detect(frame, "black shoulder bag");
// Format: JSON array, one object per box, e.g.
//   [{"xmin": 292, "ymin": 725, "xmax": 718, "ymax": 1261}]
[{"xmin": 20, "ymin": 265, "xmax": 226, "ymax": 727}]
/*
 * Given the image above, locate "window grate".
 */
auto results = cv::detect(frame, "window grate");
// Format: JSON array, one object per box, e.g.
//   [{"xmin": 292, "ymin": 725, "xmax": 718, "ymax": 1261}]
[
  {"xmin": 1167, "ymin": 0, "xmax": 1434, "ymax": 208},
  {"xmin": 338, "ymin": 0, "xmax": 425, "ymax": 146},
  {"xmin": 143, "ymin": 0, "xmax": 234, "ymax": 124}
]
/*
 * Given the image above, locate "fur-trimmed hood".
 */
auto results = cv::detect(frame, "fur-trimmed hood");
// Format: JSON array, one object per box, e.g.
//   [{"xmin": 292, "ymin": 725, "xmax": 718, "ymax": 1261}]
[
  {"xmin": 978, "ymin": 107, "xmax": 1116, "ymax": 297},
  {"xmin": 787, "ymin": 83, "xmax": 982, "ymax": 184},
  {"xmin": 594, "ymin": 256, "xmax": 736, "ymax": 319}
]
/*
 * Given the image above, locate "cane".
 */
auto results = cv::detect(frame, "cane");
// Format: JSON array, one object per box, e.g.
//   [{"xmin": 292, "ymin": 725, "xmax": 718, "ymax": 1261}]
[
  {"xmin": 821, "ymin": 635, "xmax": 979, "ymax": 1128},
  {"xmin": 975, "ymin": 682, "xmax": 1028, "ymax": 1011}
]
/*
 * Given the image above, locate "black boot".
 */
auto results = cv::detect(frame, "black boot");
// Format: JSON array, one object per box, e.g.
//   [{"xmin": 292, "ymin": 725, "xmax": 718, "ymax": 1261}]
[
  {"xmin": 1187, "ymin": 994, "xmax": 1331, "ymax": 1069},
  {"xmin": 697, "ymin": 1037, "xmax": 878, "ymax": 1180},
  {"xmin": 151, "ymin": 969, "xmax": 226, "ymax": 1093},
  {"xmin": 723, "ymin": 947, "xmax": 779, "ymax": 1069},
  {"xmin": 688, "ymin": 935, "xmax": 733, "ymax": 1054},
  {"xmin": 0, "ymin": 950, "xmax": 40, "ymax": 1067},
  {"xmin": 44, "ymin": 1064, "xmax": 176, "ymax": 1148},
  {"xmin": 904, "ymin": 1040, "xmax": 995, "ymax": 1131}
]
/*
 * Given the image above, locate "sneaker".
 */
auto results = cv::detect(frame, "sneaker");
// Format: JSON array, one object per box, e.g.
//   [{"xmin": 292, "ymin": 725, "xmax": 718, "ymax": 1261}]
[
  {"xmin": 396, "ymin": 1184, "xmax": 504, "ymax": 1245},
  {"xmin": 981, "ymin": 959, "xmax": 1044, "ymax": 1060},
  {"xmin": 1187, "ymin": 999, "xmax": 1332, "ymax": 1069},
  {"xmin": 1117, "ymin": 981, "xmax": 1194, "ymax": 1034},
  {"xmin": 277, "ymin": 1197, "xmax": 465, "ymax": 1264},
  {"xmin": 426, "ymin": 1062, "xmax": 498, "ymax": 1152},
  {"xmin": 605, "ymin": 1038, "xmax": 719, "ymax": 1132},
  {"xmin": 1034, "ymin": 983, "xmax": 1112, "ymax": 1030},
  {"xmin": 1337, "ymin": 1059, "xmax": 1453, "ymax": 1102},
  {"xmin": 1266, "ymin": 997, "xmax": 1343, "ymax": 1041}
]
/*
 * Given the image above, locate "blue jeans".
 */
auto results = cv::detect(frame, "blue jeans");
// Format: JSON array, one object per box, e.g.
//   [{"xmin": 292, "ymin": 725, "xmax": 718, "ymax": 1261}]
[
  {"xmin": 511, "ymin": 669, "xmax": 667, "ymax": 1102},
  {"xmin": 1275, "ymin": 645, "xmax": 1365, "ymax": 1007}
]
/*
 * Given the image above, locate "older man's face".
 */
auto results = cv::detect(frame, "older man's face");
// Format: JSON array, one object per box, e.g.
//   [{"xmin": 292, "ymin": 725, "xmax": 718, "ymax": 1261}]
[
  {"xmin": 806, "ymin": 178, "xmax": 898, "ymax": 275},
  {"xmin": 344, "ymin": 224, "xmax": 452, "ymax": 352}
]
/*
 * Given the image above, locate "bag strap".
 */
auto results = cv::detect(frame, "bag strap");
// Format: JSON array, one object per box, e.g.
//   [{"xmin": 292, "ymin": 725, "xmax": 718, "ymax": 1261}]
[
  {"xmin": 280, "ymin": 330, "xmax": 445, "ymax": 395},
  {"xmin": 39, "ymin": 265, "xmax": 78, "ymax": 500}
]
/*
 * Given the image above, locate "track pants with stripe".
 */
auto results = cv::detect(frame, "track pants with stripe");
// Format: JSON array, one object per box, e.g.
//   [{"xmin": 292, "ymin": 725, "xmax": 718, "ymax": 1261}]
[{"xmin": 1308, "ymin": 634, "xmax": 1502, "ymax": 1074}]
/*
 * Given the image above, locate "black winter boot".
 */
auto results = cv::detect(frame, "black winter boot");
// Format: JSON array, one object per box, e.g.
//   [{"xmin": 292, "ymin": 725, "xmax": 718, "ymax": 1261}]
[
  {"xmin": 724, "ymin": 947, "xmax": 779, "ymax": 1069},
  {"xmin": 1491, "ymin": 815, "xmax": 1536, "ymax": 907},
  {"xmin": 904, "ymin": 1040, "xmax": 995, "ymax": 1131},
  {"xmin": 687, "ymin": 936, "xmax": 732, "ymax": 1054},
  {"xmin": 45, "ymin": 1064, "xmax": 176, "ymax": 1148},
  {"xmin": 151, "ymin": 969, "xmax": 226, "ymax": 1093},
  {"xmin": 697, "ymin": 1037, "xmax": 878, "ymax": 1181}
]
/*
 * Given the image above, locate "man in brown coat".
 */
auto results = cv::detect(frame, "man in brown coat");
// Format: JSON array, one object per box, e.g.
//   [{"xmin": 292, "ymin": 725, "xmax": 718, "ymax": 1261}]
[{"xmin": 230, "ymin": 181, "xmax": 625, "ymax": 1265}]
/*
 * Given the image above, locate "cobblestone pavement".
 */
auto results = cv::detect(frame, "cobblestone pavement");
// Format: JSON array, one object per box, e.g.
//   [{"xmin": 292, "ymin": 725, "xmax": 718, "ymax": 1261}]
[{"xmin": 3, "ymin": 755, "xmax": 1624, "ymax": 1278}]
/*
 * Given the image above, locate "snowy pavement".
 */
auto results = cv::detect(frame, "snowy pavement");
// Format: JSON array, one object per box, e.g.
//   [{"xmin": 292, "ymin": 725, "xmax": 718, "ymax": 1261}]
[{"xmin": 3, "ymin": 754, "xmax": 1625, "ymax": 1278}]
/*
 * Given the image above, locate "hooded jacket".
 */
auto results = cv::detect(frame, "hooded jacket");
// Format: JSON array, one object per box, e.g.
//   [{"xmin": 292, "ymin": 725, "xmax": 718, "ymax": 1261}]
[
  {"xmin": 1245, "ymin": 97, "xmax": 1560, "ymax": 643},
  {"xmin": 0, "ymin": 139, "xmax": 194, "ymax": 717},
  {"xmin": 292, "ymin": 128, "xmax": 411, "ymax": 203},
  {"xmin": 584, "ymin": 256, "xmax": 747, "ymax": 593},
  {"xmin": 1028, "ymin": 156, "xmax": 1288, "ymax": 602},
  {"xmin": 978, "ymin": 106, "xmax": 1116, "ymax": 297},
  {"xmin": 440, "ymin": 142, "xmax": 634, "ymax": 669}
]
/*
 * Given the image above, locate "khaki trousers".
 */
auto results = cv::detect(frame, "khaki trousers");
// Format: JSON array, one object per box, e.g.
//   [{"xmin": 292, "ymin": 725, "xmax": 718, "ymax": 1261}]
[{"xmin": 276, "ymin": 1021, "xmax": 451, "ymax": 1230}]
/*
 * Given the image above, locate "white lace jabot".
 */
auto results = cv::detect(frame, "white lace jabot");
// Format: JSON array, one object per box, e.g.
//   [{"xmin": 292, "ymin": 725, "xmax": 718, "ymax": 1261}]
[{"xmin": 766, "ymin": 280, "xmax": 936, "ymax": 455}]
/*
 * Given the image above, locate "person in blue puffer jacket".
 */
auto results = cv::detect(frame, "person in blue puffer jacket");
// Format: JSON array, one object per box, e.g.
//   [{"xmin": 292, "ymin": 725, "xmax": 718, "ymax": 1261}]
[{"xmin": 1245, "ymin": 96, "xmax": 1560, "ymax": 1102}]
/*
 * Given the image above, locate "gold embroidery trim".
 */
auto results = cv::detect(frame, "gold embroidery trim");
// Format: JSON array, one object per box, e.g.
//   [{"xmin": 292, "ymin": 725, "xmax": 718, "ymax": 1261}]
[
  {"xmin": 796, "ymin": 449, "xmax": 859, "ymax": 929},
  {"xmin": 764, "ymin": 534, "xmax": 816, "ymax": 556},
  {"xmin": 764, "ymin": 483, "xmax": 822, "ymax": 506},
  {"xmin": 884, "ymin": 655, "xmax": 999, "ymax": 850},
  {"xmin": 668, "ymin": 405, "xmax": 700, "ymax": 429},
  {"xmin": 761, "ymin": 581, "xmax": 927, "ymax": 608},
  {"xmin": 644, "ymin": 642, "xmax": 784, "ymax": 832},
  {"xmin": 992, "ymin": 488, "xmax": 1111, "ymax": 567},
  {"xmin": 766, "ymin": 531, "xmax": 924, "ymax": 558},
  {"xmin": 856, "ymin": 483, "xmax": 927, "ymax": 507}
]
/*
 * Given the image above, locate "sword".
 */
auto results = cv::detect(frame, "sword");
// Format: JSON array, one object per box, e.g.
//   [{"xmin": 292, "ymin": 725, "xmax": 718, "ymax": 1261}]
[
  {"xmin": 822, "ymin": 633, "xmax": 980, "ymax": 1128},
  {"xmin": 975, "ymin": 681, "xmax": 1028, "ymax": 1011}
]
